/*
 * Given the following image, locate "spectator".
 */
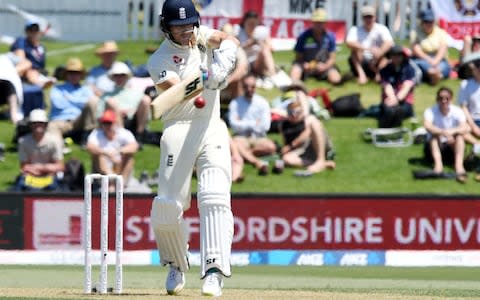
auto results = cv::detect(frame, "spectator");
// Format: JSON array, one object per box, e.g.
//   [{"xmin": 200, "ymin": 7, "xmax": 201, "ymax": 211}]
[
  {"xmin": 345, "ymin": 5, "xmax": 394, "ymax": 84},
  {"xmin": 457, "ymin": 58, "xmax": 480, "ymax": 164},
  {"xmin": 228, "ymin": 73, "xmax": 277, "ymax": 175},
  {"xmin": 97, "ymin": 61, "xmax": 151, "ymax": 143},
  {"xmin": 85, "ymin": 109, "xmax": 139, "ymax": 189},
  {"xmin": 220, "ymin": 23, "xmax": 249, "ymax": 106},
  {"xmin": 378, "ymin": 45, "xmax": 417, "ymax": 128},
  {"xmin": 290, "ymin": 8, "xmax": 341, "ymax": 85},
  {"xmin": 279, "ymin": 100, "xmax": 335, "ymax": 175},
  {"xmin": 457, "ymin": 34, "xmax": 480, "ymax": 79},
  {"xmin": 48, "ymin": 57, "xmax": 98, "ymax": 144},
  {"xmin": 13, "ymin": 109, "xmax": 64, "ymax": 191},
  {"xmin": 236, "ymin": 10, "xmax": 276, "ymax": 87},
  {"xmin": 423, "ymin": 87, "xmax": 469, "ymax": 183},
  {"xmin": 0, "ymin": 52, "xmax": 28, "ymax": 124},
  {"xmin": 410, "ymin": 9, "xmax": 451, "ymax": 85},
  {"xmin": 86, "ymin": 40, "xmax": 121, "ymax": 96},
  {"xmin": 10, "ymin": 21, "xmax": 56, "ymax": 89}
]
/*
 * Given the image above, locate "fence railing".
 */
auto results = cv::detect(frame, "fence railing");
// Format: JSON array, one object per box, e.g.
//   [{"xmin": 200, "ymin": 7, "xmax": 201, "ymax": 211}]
[{"xmin": 0, "ymin": 0, "xmax": 432, "ymax": 43}]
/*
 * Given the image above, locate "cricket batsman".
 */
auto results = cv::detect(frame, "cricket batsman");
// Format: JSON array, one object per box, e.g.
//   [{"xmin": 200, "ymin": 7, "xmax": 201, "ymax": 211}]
[{"xmin": 146, "ymin": 0, "xmax": 239, "ymax": 296}]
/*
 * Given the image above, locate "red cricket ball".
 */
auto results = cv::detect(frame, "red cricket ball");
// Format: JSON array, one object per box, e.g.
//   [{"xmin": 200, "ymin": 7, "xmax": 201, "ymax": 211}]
[{"xmin": 194, "ymin": 96, "xmax": 206, "ymax": 108}]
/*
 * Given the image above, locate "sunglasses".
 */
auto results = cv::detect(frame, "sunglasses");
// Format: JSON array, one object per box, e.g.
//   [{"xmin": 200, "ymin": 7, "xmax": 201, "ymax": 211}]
[
  {"xmin": 437, "ymin": 95, "xmax": 451, "ymax": 101},
  {"xmin": 287, "ymin": 108, "xmax": 302, "ymax": 116},
  {"xmin": 101, "ymin": 121, "xmax": 113, "ymax": 125}
]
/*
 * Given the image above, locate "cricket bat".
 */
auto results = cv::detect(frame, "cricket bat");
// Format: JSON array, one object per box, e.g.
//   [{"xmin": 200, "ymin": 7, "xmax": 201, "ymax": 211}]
[{"xmin": 150, "ymin": 69, "xmax": 208, "ymax": 119}]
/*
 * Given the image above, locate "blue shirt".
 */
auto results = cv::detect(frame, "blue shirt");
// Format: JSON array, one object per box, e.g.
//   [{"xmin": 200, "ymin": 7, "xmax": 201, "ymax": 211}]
[
  {"xmin": 380, "ymin": 61, "xmax": 416, "ymax": 104},
  {"xmin": 49, "ymin": 82, "xmax": 94, "ymax": 121},
  {"xmin": 10, "ymin": 37, "xmax": 46, "ymax": 70},
  {"xmin": 85, "ymin": 65, "xmax": 115, "ymax": 93},
  {"xmin": 294, "ymin": 29, "xmax": 336, "ymax": 62},
  {"xmin": 228, "ymin": 94, "xmax": 271, "ymax": 137}
]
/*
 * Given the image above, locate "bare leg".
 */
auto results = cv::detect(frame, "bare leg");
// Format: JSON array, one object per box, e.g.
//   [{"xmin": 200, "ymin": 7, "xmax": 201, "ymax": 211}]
[
  {"xmin": 233, "ymin": 136, "xmax": 264, "ymax": 169},
  {"xmin": 135, "ymin": 95, "xmax": 151, "ymax": 134},
  {"xmin": 327, "ymin": 68, "xmax": 342, "ymax": 85},
  {"xmin": 305, "ymin": 116, "xmax": 336, "ymax": 173},
  {"xmin": 251, "ymin": 137, "xmax": 277, "ymax": 157},
  {"xmin": 290, "ymin": 63, "xmax": 303, "ymax": 81},
  {"xmin": 454, "ymin": 135, "xmax": 466, "ymax": 174},
  {"xmin": 118, "ymin": 154, "xmax": 135, "ymax": 185},
  {"xmin": 429, "ymin": 138, "xmax": 443, "ymax": 173},
  {"xmin": 350, "ymin": 51, "xmax": 368, "ymax": 84}
]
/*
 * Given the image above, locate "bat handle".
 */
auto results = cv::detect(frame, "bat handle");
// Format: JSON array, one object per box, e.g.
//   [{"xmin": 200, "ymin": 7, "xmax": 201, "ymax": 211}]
[{"xmin": 201, "ymin": 69, "xmax": 209, "ymax": 81}]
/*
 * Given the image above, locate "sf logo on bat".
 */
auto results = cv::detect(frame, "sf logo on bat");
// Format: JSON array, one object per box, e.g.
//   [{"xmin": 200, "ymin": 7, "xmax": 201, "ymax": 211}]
[{"xmin": 185, "ymin": 77, "xmax": 202, "ymax": 98}]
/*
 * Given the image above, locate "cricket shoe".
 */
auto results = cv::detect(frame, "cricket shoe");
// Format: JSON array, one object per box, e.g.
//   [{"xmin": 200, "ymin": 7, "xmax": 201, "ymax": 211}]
[
  {"xmin": 201, "ymin": 271, "xmax": 223, "ymax": 297},
  {"xmin": 166, "ymin": 265, "xmax": 185, "ymax": 295}
]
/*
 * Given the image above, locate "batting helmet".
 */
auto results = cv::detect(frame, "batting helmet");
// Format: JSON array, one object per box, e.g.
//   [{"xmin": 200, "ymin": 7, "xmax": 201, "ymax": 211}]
[{"xmin": 160, "ymin": 0, "xmax": 200, "ymax": 30}]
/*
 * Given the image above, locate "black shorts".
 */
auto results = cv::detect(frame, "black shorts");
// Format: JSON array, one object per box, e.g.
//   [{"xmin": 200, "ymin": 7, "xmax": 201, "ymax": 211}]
[{"xmin": 0, "ymin": 79, "xmax": 16, "ymax": 105}]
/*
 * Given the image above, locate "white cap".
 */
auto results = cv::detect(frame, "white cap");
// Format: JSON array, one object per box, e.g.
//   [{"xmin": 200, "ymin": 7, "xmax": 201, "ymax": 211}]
[
  {"xmin": 108, "ymin": 61, "xmax": 132, "ymax": 79},
  {"xmin": 29, "ymin": 109, "xmax": 48, "ymax": 123}
]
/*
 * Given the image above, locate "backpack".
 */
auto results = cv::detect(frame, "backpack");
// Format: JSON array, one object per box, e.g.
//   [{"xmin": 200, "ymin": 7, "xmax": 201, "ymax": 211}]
[
  {"xmin": 331, "ymin": 93, "xmax": 364, "ymax": 117},
  {"xmin": 63, "ymin": 159, "xmax": 85, "ymax": 191}
]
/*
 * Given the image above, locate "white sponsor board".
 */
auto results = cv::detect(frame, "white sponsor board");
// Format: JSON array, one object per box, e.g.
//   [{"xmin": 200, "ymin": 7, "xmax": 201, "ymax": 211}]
[{"xmin": 386, "ymin": 250, "xmax": 480, "ymax": 267}]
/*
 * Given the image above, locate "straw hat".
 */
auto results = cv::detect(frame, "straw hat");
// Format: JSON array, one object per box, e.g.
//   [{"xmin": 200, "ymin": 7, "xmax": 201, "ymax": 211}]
[
  {"xmin": 95, "ymin": 40, "xmax": 119, "ymax": 55},
  {"xmin": 65, "ymin": 57, "xmax": 85, "ymax": 72}
]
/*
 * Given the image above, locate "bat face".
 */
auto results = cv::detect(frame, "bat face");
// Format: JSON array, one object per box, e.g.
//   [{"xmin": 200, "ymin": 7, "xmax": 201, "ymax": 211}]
[{"xmin": 150, "ymin": 70, "xmax": 206, "ymax": 119}]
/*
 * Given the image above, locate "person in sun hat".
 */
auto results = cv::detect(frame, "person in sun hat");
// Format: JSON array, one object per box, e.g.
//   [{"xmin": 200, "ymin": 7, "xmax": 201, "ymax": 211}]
[
  {"xmin": 345, "ymin": 5, "xmax": 394, "ymax": 84},
  {"xmin": 85, "ymin": 109, "xmax": 138, "ymax": 189},
  {"xmin": 96, "ymin": 61, "xmax": 151, "ymax": 144},
  {"xmin": 290, "ymin": 8, "xmax": 341, "ymax": 85},
  {"xmin": 13, "ymin": 108, "xmax": 65, "ymax": 191},
  {"xmin": 86, "ymin": 40, "xmax": 125, "ymax": 96},
  {"xmin": 48, "ymin": 57, "xmax": 99, "ymax": 145}
]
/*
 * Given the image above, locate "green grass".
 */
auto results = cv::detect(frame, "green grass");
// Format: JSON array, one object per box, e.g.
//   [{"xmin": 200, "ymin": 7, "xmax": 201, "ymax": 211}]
[
  {"xmin": 1, "ymin": 265, "xmax": 480, "ymax": 298},
  {"xmin": 0, "ymin": 40, "xmax": 475, "ymax": 194}
]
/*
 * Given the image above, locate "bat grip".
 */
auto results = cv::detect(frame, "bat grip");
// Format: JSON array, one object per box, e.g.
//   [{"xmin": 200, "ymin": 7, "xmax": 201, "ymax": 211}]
[{"xmin": 201, "ymin": 69, "xmax": 209, "ymax": 81}]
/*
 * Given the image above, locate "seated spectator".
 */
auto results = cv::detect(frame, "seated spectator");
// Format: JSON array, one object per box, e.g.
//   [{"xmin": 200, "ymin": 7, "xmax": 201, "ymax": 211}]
[
  {"xmin": 228, "ymin": 73, "xmax": 277, "ymax": 175},
  {"xmin": 378, "ymin": 45, "xmax": 417, "ymax": 128},
  {"xmin": 279, "ymin": 100, "xmax": 335, "ymax": 175},
  {"xmin": 290, "ymin": 8, "xmax": 341, "ymax": 85},
  {"xmin": 97, "ymin": 61, "xmax": 151, "ymax": 143},
  {"xmin": 13, "ymin": 109, "xmax": 64, "ymax": 191},
  {"xmin": 48, "ymin": 57, "xmax": 99, "ymax": 144},
  {"xmin": 86, "ymin": 40, "xmax": 121, "ymax": 96},
  {"xmin": 220, "ymin": 23, "xmax": 249, "ymax": 106},
  {"xmin": 0, "ymin": 52, "xmax": 29, "ymax": 124},
  {"xmin": 236, "ymin": 10, "xmax": 276, "ymax": 87},
  {"xmin": 460, "ymin": 34, "xmax": 480, "ymax": 62},
  {"xmin": 457, "ymin": 34, "xmax": 480, "ymax": 79},
  {"xmin": 457, "ymin": 58, "xmax": 480, "ymax": 163},
  {"xmin": 410, "ymin": 9, "xmax": 451, "ymax": 85},
  {"xmin": 423, "ymin": 87, "xmax": 469, "ymax": 183},
  {"xmin": 10, "ymin": 21, "xmax": 56, "ymax": 89},
  {"xmin": 345, "ymin": 5, "xmax": 394, "ymax": 84},
  {"xmin": 85, "ymin": 109, "xmax": 139, "ymax": 189}
]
